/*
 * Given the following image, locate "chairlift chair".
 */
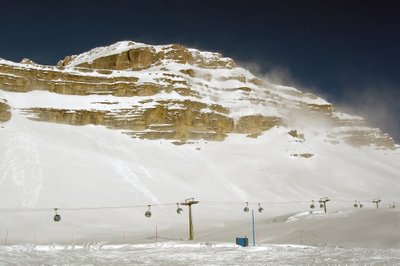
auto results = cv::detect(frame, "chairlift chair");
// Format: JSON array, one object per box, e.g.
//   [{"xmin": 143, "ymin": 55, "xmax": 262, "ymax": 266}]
[
  {"xmin": 145, "ymin": 205, "xmax": 152, "ymax": 218},
  {"xmin": 258, "ymin": 203, "xmax": 264, "ymax": 213},
  {"xmin": 243, "ymin": 202, "xmax": 249, "ymax": 212},
  {"xmin": 53, "ymin": 208, "xmax": 61, "ymax": 222},
  {"xmin": 176, "ymin": 203, "xmax": 183, "ymax": 214}
]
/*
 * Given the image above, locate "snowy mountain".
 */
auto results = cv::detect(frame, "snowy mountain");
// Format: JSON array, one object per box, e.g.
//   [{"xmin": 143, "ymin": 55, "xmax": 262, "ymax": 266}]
[{"xmin": 0, "ymin": 41, "xmax": 399, "ymax": 245}]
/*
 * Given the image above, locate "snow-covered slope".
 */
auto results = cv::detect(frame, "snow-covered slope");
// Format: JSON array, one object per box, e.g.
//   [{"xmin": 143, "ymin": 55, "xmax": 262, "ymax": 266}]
[{"xmin": 0, "ymin": 41, "xmax": 399, "ymax": 244}]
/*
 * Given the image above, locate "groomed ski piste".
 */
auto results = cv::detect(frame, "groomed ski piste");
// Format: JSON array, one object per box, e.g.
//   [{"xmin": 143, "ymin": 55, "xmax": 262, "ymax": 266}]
[{"xmin": 1, "ymin": 242, "xmax": 400, "ymax": 265}]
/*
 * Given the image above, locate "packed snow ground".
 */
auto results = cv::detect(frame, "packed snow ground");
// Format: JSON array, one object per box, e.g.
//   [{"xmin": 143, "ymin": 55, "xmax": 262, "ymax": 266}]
[
  {"xmin": 1, "ymin": 209, "xmax": 399, "ymax": 265},
  {"xmin": 196, "ymin": 209, "xmax": 400, "ymax": 249},
  {"xmin": 1, "ymin": 242, "xmax": 400, "ymax": 265}
]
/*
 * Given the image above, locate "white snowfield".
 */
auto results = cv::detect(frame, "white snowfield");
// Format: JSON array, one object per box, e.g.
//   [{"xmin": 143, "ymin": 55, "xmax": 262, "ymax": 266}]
[
  {"xmin": 0, "ymin": 41, "xmax": 399, "ymax": 265},
  {"xmin": 0, "ymin": 111, "xmax": 399, "ymax": 246}
]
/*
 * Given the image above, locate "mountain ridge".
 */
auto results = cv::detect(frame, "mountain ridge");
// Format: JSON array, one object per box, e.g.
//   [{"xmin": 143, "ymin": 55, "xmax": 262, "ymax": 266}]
[{"xmin": 0, "ymin": 41, "xmax": 396, "ymax": 149}]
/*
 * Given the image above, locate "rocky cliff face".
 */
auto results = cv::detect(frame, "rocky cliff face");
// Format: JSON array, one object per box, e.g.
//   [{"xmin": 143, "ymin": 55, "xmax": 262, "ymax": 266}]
[
  {"xmin": 0, "ymin": 98, "xmax": 11, "ymax": 122},
  {"xmin": 0, "ymin": 41, "xmax": 396, "ymax": 149},
  {"xmin": 57, "ymin": 42, "xmax": 236, "ymax": 70}
]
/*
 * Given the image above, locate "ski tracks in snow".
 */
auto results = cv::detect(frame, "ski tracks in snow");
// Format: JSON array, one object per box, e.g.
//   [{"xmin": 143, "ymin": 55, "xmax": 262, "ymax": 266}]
[
  {"xmin": 95, "ymin": 138, "xmax": 160, "ymax": 204},
  {"xmin": 0, "ymin": 133, "xmax": 44, "ymax": 207},
  {"xmin": 112, "ymin": 160, "xmax": 160, "ymax": 204}
]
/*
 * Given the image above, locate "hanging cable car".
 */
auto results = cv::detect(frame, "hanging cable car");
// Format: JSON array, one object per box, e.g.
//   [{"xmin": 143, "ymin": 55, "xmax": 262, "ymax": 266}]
[
  {"xmin": 176, "ymin": 203, "xmax": 183, "ymax": 214},
  {"xmin": 258, "ymin": 203, "xmax": 264, "ymax": 213},
  {"xmin": 319, "ymin": 203, "xmax": 324, "ymax": 208},
  {"xmin": 359, "ymin": 201, "xmax": 363, "ymax": 208},
  {"xmin": 145, "ymin": 205, "xmax": 152, "ymax": 218},
  {"xmin": 243, "ymin": 202, "xmax": 249, "ymax": 212},
  {"xmin": 53, "ymin": 208, "xmax": 61, "ymax": 222},
  {"xmin": 354, "ymin": 200, "xmax": 358, "ymax": 208},
  {"xmin": 310, "ymin": 200, "xmax": 315, "ymax": 209}
]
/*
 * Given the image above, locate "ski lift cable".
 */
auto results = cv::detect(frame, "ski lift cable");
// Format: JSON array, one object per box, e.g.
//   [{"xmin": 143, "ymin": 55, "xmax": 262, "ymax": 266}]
[
  {"xmin": 201, "ymin": 200, "xmax": 312, "ymax": 205},
  {"xmin": 0, "ymin": 198, "xmax": 396, "ymax": 213},
  {"xmin": 0, "ymin": 202, "xmax": 177, "ymax": 213}
]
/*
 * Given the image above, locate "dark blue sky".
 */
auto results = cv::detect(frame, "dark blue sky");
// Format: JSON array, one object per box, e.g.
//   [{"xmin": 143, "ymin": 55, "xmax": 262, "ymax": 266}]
[{"xmin": 1, "ymin": 0, "xmax": 399, "ymax": 141}]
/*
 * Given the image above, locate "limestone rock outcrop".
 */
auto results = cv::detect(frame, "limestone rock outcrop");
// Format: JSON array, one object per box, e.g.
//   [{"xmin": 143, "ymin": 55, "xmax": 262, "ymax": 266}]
[
  {"xmin": 235, "ymin": 115, "xmax": 283, "ymax": 137},
  {"xmin": 76, "ymin": 47, "xmax": 159, "ymax": 70},
  {"xmin": 23, "ymin": 100, "xmax": 235, "ymax": 141},
  {"xmin": 20, "ymin": 58, "xmax": 37, "ymax": 65},
  {"xmin": 0, "ymin": 99, "xmax": 11, "ymax": 122}
]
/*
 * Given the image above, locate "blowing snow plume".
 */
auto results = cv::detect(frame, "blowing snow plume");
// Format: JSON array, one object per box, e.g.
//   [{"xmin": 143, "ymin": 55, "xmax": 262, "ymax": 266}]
[
  {"xmin": 239, "ymin": 59, "xmax": 400, "ymax": 144},
  {"xmin": 337, "ymin": 85, "xmax": 400, "ymax": 144}
]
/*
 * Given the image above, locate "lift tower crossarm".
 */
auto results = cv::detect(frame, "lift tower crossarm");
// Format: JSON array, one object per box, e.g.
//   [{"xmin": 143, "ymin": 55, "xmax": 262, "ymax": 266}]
[
  {"xmin": 372, "ymin": 198, "xmax": 382, "ymax": 209},
  {"xmin": 319, "ymin": 197, "xmax": 330, "ymax": 213}
]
